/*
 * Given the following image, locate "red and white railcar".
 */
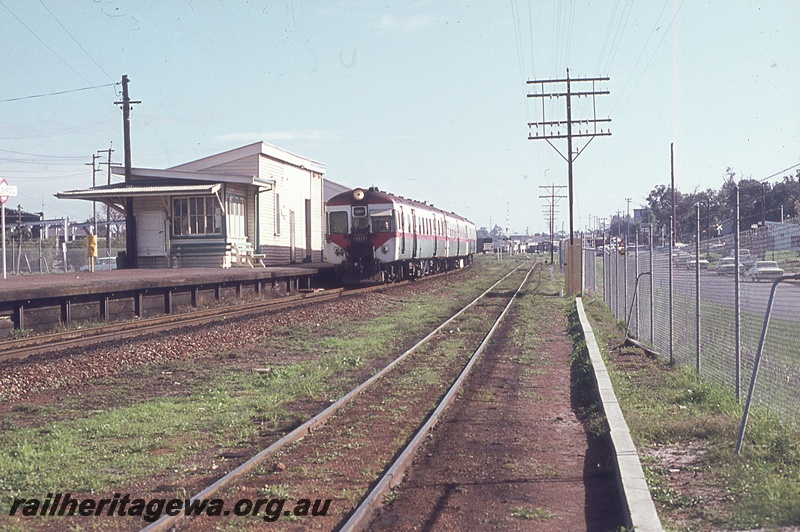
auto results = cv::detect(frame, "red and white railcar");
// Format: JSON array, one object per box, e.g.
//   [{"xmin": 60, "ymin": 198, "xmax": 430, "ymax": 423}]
[{"xmin": 326, "ymin": 187, "xmax": 476, "ymax": 282}]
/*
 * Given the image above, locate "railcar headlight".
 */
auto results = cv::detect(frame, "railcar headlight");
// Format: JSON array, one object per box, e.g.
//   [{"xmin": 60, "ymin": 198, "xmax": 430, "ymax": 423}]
[
  {"xmin": 334, "ymin": 246, "xmax": 344, "ymax": 256},
  {"xmin": 381, "ymin": 246, "xmax": 389, "ymax": 253}
]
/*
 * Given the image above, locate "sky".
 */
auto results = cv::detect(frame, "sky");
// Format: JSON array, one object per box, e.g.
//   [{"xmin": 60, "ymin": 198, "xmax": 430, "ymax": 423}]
[{"xmin": 1, "ymin": 0, "xmax": 798, "ymax": 235}]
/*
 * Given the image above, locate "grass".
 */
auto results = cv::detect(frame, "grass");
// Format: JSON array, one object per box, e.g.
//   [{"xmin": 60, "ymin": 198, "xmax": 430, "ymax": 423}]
[
  {"xmin": 0, "ymin": 353, "xmax": 365, "ymax": 501},
  {"xmin": 0, "ymin": 255, "xmax": 529, "ymax": 517},
  {"xmin": 578, "ymin": 294, "xmax": 800, "ymax": 530}
]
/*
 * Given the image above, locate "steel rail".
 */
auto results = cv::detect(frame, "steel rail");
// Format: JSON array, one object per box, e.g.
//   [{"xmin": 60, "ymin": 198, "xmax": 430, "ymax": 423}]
[
  {"xmin": 0, "ymin": 288, "xmax": 348, "ymax": 362},
  {"xmin": 1, "ymin": 270, "xmax": 471, "ymax": 361},
  {"xmin": 0, "ymin": 288, "xmax": 340, "ymax": 352},
  {"xmin": 1, "ymin": 272, "xmax": 459, "ymax": 362},
  {"xmin": 141, "ymin": 265, "xmax": 524, "ymax": 532},
  {"xmin": 340, "ymin": 266, "xmax": 534, "ymax": 531}
]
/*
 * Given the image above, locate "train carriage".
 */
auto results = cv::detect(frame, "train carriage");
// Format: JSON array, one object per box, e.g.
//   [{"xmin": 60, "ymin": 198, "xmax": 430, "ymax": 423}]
[{"xmin": 326, "ymin": 187, "xmax": 476, "ymax": 282}]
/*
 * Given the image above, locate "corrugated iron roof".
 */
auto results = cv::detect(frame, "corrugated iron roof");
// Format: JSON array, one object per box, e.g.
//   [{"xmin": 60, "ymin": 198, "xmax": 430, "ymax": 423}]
[{"xmin": 56, "ymin": 183, "xmax": 222, "ymax": 200}]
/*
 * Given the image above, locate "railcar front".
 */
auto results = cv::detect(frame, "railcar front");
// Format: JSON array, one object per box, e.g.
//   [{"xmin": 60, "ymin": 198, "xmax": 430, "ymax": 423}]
[
  {"xmin": 325, "ymin": 187, "xmax": 474, "ymax": 283},
  {"xmin": 326, "ymin": 187, "xmax": 401, "ymax": 282}
]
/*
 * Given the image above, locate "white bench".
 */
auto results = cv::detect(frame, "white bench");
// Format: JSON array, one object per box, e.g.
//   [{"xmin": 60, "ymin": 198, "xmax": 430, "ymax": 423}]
[{"xmin": 231, "ymin": 241, "xmax": 266, "ymax": 268}]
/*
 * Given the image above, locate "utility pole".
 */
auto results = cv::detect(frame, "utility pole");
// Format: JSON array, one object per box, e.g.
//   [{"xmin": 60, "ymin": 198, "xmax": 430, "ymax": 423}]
[
  {"xmin": 527, "ymin": 69, "xmax": 610, "ymax": 295},
  {"xmin": 539, "ymin": 183, "xmax": 566, "ymax": 264},
  {"xmin": 625, "ymin": 197, "xmax": 632, "ymax": 247},
  {"xmin": 114, "ymin": 75, "xmax": 140, "ymax": 268},
  {"xmin": 98, "ymin": 143, "xmax": 115, "ymax": 186},
  {"xmin": 85, "ymin": 154, "xmax": 102, "ymax": 235},
  {"xmin": 98, "ymin": 143, "xmax": 115, "ymax": 257},
  {"xmin": 670, "ymin": 143, "xmax": 676, "ymax": 246}
]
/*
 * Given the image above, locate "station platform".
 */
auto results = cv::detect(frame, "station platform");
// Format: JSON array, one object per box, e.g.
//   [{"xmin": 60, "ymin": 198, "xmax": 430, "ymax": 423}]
[{"xmin": 0, "ymin": 262, "xmax": 337, "ymax": 334}]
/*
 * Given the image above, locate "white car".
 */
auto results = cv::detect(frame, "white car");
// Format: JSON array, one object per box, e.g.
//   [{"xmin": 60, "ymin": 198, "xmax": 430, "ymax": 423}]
[
  {"xmin": 80, "ymin": 256, "xmax": 117, "ymax": 272},
  {"xmin": 716, "ymin": 257, "xmax": 742, "ymax": 276},
  {"xmin": 747, "ymin": 261, "xmax": 784, "ymax": 282},
  {"xmin": 685, "ymin": 255, "xmax": 709, "ymax": 270}
]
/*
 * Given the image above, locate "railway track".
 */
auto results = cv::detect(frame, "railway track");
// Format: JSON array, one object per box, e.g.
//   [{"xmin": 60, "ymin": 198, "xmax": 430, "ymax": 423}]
[
  {"xmin": 0, "ymin": 279, "xmax": 430, "ymax": 363},
  {"xmin": 141, "ymin": 264, "xmax": 535, "ymax": 531}
]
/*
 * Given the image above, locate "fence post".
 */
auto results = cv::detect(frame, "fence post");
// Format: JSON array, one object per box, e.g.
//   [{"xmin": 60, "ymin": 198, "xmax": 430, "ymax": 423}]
[
  {"xmin": 735, "ymin": 275, "xmax": 800, "ymax": 453},
  {"xmin": 669, "ymin": 215, "xmax": 674, "ymax": 364},
  {"xmin": 649, "ymin": 225, "xmax": 654, "ymax": 346},
  {"xmin": 734, "ymin": 185, "xmax": 741, "ymax": 401},
  {"xmin": 624, "ymin": 236, "xmax": 628, "ymax": 323},
  {"xmin": 592, "ymin": 231, "xmax": 597, "ymax": 293},
  {"xmin": 635, "ymin": 231, "xmax": 640, "ymax": 338},
  {"xmin": 695, "ymin": 202, "xmax": 701, "ymax": 375}
]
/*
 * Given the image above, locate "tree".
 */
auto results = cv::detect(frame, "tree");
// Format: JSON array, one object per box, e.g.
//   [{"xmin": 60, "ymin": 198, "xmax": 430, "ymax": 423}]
[{"xmin": 489, "ymin": 224, "xmax": 505, "ymax": 240}]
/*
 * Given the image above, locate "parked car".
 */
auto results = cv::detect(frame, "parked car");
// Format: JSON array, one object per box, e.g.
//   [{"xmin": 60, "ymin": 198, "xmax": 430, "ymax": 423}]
[
  {"xmin": 685, "ymin": 255, "xmax": 709, "ymax": 270},
  {"xmin": 747, "ymin": 261, "xmax": 784, "ymax": 282},
  {"xmin": 728, "ymin": 249, "xmax": 757, "ymax": 268},
  {"xmin": 716, "ymin": 257, "xmax": 742, "ymax": 276},
  {"xmin": 672, "ymin": 250, "xmax": 691, "ymax": 266},
  {"xmin": 80, "ymin": 256, "xmax": 117, "ymax": 272}
]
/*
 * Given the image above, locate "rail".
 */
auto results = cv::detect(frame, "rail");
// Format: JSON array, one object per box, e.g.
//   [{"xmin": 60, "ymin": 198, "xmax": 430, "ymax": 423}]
[
  {"xmin": 340, "ymin": 266, "xmax": 534, "ymax": 530},
  {"xmin": 140, "ymin": 265, "xmax": 526, "ymax": 532}
]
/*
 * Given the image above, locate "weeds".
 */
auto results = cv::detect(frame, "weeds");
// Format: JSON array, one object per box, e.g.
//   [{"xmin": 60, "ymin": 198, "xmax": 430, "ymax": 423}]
[{"xmin": 580, "ymin": 293, "xmax": 800, "ymax": 530}]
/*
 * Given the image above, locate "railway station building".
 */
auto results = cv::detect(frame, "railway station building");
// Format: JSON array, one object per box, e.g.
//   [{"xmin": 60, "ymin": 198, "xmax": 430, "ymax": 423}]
[{"xmin": 56, "ymin": 141, "xmax": 326, "ymax": 269}]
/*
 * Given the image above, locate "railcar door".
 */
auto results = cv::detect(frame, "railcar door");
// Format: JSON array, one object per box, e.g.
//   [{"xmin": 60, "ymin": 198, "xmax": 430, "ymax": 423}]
[
  {"xmin": 399, "ymin": 206, "xmax": 405, "ymax": 255},
  {"xmin": 444, "ymin": 216, "xmax": 450, "ymax": 257},
  {"xmin": 411, "ymin": 209, "xmax": 417, "ymax": 258},
  {"xmin": 433, "ymin": 215, "xmax": 438, "ymax": 256}
]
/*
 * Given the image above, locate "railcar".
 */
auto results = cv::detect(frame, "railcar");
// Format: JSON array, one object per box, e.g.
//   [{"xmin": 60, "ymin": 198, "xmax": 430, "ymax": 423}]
[{"xmin": 326, "ymin": 187, "xmax": 476, "ymax": 282}]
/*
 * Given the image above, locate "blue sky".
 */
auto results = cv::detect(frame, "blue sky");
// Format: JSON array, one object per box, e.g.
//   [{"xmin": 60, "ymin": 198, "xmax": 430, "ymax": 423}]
[{"xmin": 1, "ymin": 0, "xmax": 798, "ymax": 235}]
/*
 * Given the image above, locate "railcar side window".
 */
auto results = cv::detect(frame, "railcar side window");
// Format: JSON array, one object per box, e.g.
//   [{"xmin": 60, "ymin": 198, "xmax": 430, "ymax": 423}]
[
  {"xmin": 329, "ymin": 212, "xmax": 348, "ymax": 234},
  {"xmin": 372, "ymin": 216, "xmax": 392, "ymax": 233}
]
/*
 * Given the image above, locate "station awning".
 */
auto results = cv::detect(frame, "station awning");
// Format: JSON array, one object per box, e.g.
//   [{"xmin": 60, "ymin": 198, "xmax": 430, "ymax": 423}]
[
  {"xmin": 56, "ymin": 183, "xmax": 222, "ymax": 201},
  {"xmin": 56, "ymin": 183, "xmax": 225, "ymax": 215}
]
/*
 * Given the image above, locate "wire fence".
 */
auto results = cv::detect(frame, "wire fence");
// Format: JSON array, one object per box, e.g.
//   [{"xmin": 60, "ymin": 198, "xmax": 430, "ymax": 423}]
[
  {"xmin": 581, "ymin": 213, "xmax": 800, "ymax": 429},
  {"xmin": 2, "ymin": 238, "xmax": 123, "ymax": 275}
]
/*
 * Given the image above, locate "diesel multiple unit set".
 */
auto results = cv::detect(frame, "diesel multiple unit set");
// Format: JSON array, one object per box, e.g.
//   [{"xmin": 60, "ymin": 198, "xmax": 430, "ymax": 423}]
[{"xmin": 326, "ymin": 187, "xmax": 476, "ymax": 282}]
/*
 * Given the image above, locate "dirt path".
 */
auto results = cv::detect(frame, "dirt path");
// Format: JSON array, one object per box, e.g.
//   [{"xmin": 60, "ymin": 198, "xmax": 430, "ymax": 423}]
[{"xmin": 370, "ymin": 290, "xmax": 625, "ymax": 531}]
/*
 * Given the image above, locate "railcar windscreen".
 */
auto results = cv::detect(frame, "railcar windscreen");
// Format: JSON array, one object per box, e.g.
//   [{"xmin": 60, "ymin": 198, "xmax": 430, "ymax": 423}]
[{"xmin": 329, "ymin": 212, "xmax": 348, "ymax": 234}]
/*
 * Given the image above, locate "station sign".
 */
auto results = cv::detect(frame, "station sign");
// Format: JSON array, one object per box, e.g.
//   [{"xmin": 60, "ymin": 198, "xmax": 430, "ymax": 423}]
[{"xmin": 0, "ymin": 178, "xmax": 18, "ymax": 205}]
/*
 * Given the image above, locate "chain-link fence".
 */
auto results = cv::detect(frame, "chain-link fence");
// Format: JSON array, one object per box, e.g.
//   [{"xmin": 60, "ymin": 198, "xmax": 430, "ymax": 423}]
[
  {"xmin": 581, "ymin": 212, "xmax": 800, "ymax": 429},
  {"xmin": 2, "ymin": 238, "xmax": 124, "ymax": 275}
]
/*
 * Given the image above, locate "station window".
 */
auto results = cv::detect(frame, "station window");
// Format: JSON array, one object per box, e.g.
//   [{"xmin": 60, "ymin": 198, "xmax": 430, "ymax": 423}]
[
  {"xmin": 173, "ymin": 197, "xmax": 221, "ymax": 236},
  {"xmin": 329, "ymin": 211, "xmax": 348, "ymax": 234}
]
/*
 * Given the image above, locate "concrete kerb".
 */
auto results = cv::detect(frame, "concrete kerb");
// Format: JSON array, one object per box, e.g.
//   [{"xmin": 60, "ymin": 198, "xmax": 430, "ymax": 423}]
[{"xmin": 575, "ymin": 297, "xmax": 663, "ymax": 532}]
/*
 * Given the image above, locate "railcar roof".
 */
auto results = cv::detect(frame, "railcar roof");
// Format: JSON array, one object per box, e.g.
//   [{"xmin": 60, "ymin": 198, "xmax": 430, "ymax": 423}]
[{"xmin": 327, "ymin": 187, "xmax": 473, "ymax": 224}]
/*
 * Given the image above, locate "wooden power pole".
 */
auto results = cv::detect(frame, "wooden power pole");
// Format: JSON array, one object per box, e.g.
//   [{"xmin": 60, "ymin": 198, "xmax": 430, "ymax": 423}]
[
  {"xmin": 527, "ymin": 69, "xmax": 611, "ymax": 294},
  {"xmin": 114, "ymin": 75, "xmax": 140, "ymax": 268}
]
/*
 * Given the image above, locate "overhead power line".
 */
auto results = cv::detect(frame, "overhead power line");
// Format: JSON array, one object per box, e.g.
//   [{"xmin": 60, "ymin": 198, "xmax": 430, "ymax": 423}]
[
  {"xmin": 0, "ymin": 83, "xmax": 118, "ymax": 103},
  {"xmin": 759, "ymin": 162, "xmax": 800, "ymax": 183},
  {"xmin": 0, "ymin": 0, "xmax": 114, "ymax": 101},
  {"xmin": 39, "ymin": 0, "xmax": 117, "ymax": 83}
]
